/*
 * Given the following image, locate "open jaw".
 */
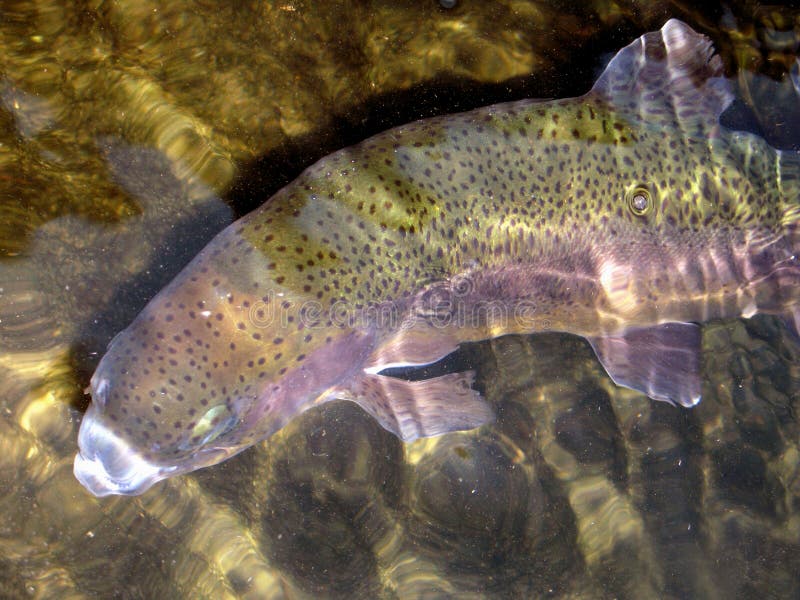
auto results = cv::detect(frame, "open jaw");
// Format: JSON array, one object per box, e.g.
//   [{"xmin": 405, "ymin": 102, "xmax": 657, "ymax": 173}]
[
  {"xmin": 74, "ymin": 417, "xmax": 250, "ymax": 498},
  {"xmin": 73, "ymin": 403, "xmax": 235, "ymax": 497},
  {"xmin": 72, "ymin": 404, "xmax": 176, "ymax": 496},
  {"xmin": 74, "ymin": 420, "xmax": 240, "ymax": 497}
]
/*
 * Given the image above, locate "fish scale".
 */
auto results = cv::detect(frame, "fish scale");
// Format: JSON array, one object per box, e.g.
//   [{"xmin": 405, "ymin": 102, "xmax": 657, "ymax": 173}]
[{"xmin": 74, "ymin": 19, "xmax": 800, "ymax": 496}]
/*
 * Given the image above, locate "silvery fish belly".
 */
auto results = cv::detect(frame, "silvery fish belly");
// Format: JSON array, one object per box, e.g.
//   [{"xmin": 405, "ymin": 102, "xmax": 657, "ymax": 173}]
[{"xmin": 74, "ymin": 19, "xmax": 800, "ymax": 496}]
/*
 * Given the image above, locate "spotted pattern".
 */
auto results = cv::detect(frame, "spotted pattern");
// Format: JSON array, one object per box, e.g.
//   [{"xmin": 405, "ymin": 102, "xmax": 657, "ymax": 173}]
[{"xmin": 77, "ymin": 20, "xmax": 800, "ymax": 491}]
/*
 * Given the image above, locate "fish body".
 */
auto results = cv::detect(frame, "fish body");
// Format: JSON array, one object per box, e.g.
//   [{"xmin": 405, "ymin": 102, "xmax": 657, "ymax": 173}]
[{"xmin": 75, "ymin": 20, "xmax": 800, "ymax": 496}]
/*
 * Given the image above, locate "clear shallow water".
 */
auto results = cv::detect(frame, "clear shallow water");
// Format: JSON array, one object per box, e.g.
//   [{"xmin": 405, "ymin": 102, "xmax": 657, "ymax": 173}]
[{"xmin": 0, "ymin": 1, "xmax": 799, "ymax": 598}]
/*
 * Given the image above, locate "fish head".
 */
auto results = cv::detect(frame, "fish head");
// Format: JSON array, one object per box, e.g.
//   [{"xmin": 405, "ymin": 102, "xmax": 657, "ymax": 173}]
[
  {"xmin": 74, "ymin": 224, "xmax": 374, "ymax": 497},
  {"xmin": 74, "ymin": 288, "xmax": 266, "ymax": 496}
]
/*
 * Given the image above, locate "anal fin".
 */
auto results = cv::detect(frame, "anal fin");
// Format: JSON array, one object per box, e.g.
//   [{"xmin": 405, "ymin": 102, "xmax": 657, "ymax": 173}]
[
  {"xmin": 336, "ymin": 371, "xmax": 494, "ymax": 442},
  {"xmin": 588, "ymin": 322, "xmax": 702, "ymax": 408}
]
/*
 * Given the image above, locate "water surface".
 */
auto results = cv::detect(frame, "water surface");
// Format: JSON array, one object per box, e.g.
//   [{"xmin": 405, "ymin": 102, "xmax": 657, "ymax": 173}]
[{"xmin": 0, "ymin": 1, "xmax": 799, "ymax": 597}]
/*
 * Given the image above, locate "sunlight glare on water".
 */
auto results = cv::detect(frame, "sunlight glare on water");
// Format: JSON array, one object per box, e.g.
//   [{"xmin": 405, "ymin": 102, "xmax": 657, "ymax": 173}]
[{"xmin": 0, "ymin": 1, "xmax": 799, "ymax": 598}]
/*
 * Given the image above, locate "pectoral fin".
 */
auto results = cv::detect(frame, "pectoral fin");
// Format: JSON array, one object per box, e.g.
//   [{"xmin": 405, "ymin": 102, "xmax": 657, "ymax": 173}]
[
  {"xmin": 363, "ymin": 322, "xmax": 460, "ymax": 374},
  {"xmin": 588, "ymin": 322, "xmax": 702, "ymax": 408},
  {"xmin": 335, "ymin": 371, "xmax": 494, "ymax": 442}
]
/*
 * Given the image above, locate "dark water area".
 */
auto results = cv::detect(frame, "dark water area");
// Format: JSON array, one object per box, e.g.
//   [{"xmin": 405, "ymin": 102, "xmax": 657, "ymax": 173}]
[{"xmin": 0, "ymin": 1, "xmax": 799, "ymax": 598}]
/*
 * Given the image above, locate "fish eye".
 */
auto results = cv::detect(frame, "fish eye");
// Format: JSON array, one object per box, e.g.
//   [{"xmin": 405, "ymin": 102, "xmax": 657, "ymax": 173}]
[{"xmin": 626, "ymin": 185, "xmax": 654, "ymax": 217}]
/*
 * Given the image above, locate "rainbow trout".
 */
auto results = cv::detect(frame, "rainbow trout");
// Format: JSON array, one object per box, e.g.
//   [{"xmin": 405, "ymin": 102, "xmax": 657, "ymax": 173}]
[{"xmin": 75, "ymin": 20, "xmax": 800, "ymax": 496}]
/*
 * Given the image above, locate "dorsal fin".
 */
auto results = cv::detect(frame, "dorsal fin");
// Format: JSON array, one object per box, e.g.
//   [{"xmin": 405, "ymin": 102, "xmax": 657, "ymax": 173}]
[{"xmin": 589, "ymin": 19, "xmax": 734, "ymax": 133}]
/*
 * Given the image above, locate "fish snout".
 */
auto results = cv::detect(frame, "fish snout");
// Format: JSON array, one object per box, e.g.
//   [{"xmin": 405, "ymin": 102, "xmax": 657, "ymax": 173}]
[{"xmin": 73, "ymin": 404, "xmax": 175, "ymax": 497}]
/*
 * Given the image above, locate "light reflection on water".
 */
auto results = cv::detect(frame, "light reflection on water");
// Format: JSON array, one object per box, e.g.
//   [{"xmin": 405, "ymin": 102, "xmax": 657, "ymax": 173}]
[{"xmin": 0, "ymin": 1, "xmax": 799, "ymax": 597}]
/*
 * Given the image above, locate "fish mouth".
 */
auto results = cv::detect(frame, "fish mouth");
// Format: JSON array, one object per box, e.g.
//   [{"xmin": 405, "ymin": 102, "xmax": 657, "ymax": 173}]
[{"xmin": 73, "ymin": 404, "xmax": 176, "ymax": 497}]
